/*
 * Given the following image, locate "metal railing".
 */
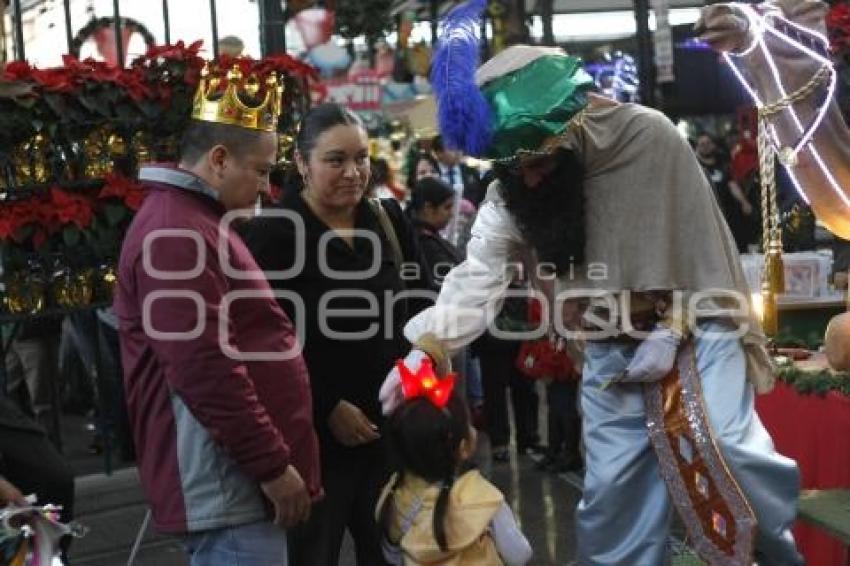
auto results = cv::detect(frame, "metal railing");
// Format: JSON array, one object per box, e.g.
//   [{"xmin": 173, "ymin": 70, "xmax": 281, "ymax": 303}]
[{"xmin": 8, "ymin": 0, "xmax": 240, "ymax": 65}]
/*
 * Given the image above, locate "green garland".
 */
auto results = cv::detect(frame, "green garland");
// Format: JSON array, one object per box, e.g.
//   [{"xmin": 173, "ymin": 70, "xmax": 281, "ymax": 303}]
[{"xmin": 774, "ymin": 358, "xmax": 850, "ymax": 397}]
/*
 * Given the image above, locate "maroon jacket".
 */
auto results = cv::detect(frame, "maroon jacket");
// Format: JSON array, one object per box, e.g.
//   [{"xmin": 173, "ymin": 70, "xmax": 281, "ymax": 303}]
[{"xmin": 113, "ymin": 169, "xmax": 320, "ymax": 534}]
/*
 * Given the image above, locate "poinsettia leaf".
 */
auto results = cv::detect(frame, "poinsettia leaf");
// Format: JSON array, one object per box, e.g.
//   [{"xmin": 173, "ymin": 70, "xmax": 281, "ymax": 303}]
[
  {"xmin": 15, "ymin": 224, "xmax": 34, "ymax": 242},
  {"xmin": 15, "ymin": 96, "xmax": 37, "ymax": 110},
  {"xmin": 63, "ymin": 225, "xmax": 81, "ymax": 247},
  {"xmin": 42, "ymin": 93, "xmax": 69, "ymax": 116},
  {"xmin": 103, "ymin": 202, "xmax": 127, "ymax": 226},
  {"xmin": 115, "ymin": 102, "xmax": 138, "ymax": 123},
  {"xmin": 136, "ymin": 99, "xmax": 161, "ymax": 119},
  {"xmin": 77, "ymin": 94, "xmax": 99, "ymax": 113},
  {"xmin": 82, "ymin": 94, "xmax": 115, "ymax": 119}
]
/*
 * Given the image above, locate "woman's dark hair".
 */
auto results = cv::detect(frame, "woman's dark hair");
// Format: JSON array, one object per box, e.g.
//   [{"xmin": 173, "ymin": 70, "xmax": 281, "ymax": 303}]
[
  {"xmin": 283, "ymin": 102, "xmax": 365, "ymax": 193},
  {"xmin": 379, "ymin": 390, "xmax": 471, "ymax": 553},
  {"xmin": 494, "ymin": 149, "xmax": 586, "ymax": 275},
  {"xmin": 406, "ymin": 177, "xmax": 455, "ymax": 220},
  {"xmin": 406, "ymin": 152, "xmax": 440, "ymax": 191},
  {"xmin": 295, "ymin": 102, "xmax": 364, "ymax": 161},
  {"xmin": 371, "ymin": 157, "xmax": 391, "ymax": 186}
]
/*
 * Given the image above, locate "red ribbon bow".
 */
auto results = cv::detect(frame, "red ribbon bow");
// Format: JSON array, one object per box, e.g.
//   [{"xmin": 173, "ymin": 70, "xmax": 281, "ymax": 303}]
[{"xmin": 397, "ymin": 357, "xmax": 456, "ymax": 409}]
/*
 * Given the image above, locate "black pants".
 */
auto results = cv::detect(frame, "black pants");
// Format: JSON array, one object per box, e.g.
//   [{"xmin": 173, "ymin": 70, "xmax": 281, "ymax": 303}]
[
  {"xmin": 288, "ymin": 448, "xmax": 390, "ymax": 566},
  {"xmin": 546, "ymin": 380, "xmax": 581, "ymax": 462},
  {"xmin": 478, "ymin": 340, "xmax": 539, "ymax": 449},
  {"xmin": 64, "ymin": 312, "xmax": 135, "ymax": 461},
  {"xmin": 0, "ymin": 399, "xmax": 75, "ymax": 523}
]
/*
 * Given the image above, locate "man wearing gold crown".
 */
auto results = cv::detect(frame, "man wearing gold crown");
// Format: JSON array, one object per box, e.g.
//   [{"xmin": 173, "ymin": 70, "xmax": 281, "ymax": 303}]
[
  {"xmin": 380, "ymin": 1, "xmax": 804, "ymax": 564},
  {"xmin": 113, "ymin": 66, "xmax": 321, "ymax": 565}
]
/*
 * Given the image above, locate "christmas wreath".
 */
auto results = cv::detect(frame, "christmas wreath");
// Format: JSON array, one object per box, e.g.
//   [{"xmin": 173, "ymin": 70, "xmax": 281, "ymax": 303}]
[{"xmin": 69, "ymin": 16, "xmax": 156, "ymax": 60}]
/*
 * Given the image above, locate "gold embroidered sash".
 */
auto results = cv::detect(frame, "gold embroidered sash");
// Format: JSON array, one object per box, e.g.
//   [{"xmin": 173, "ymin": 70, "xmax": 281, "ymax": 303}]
[{"xmin": 644, "ymin": 339, "xmax": 757, "ymax": 565}]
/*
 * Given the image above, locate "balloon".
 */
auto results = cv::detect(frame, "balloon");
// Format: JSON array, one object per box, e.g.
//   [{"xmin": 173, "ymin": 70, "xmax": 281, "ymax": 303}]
[
  {"xmin": 294, "ymin": 8, "xmax": 334, "ymax": 50},
  {"xmin": 307, "ymin": 41, "xmax": 352, "ymax": 78}
]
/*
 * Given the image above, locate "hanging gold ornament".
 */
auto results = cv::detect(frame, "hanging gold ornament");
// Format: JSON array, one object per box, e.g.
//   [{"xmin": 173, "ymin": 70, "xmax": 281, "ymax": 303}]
[
  {"xmin": 83, "ymin": 127, "xmax": 114, "ymax": 178},
  {"xmin": 13, "ymin": 134, "xmax": 51, "ymax": 186},
  {"xmin": 760, "ymin": 281, "xmax": 779, "ymax": 337},
  {"xmin": 756, "ymin": 115, "xmax": 785, "ymax": 336},
  {"xmin": 132, "ymin": 131, "xmax": 151, "ymax": 167}
]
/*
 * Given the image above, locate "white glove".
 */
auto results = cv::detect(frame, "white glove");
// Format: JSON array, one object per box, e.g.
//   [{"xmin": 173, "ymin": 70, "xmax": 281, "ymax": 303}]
[
  {"xmin": 379, "ymin": 350, "xmax": 430, "ymax": 415},
  {"xmin": 622, "ymin": 327, "xmax": 681, "ymax": 383}
]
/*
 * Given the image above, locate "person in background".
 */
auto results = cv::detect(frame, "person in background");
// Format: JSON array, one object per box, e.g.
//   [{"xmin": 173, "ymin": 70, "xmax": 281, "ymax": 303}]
[
  {"xmin": 432, "ymin": 135, "xmax": 484, "ymax": 208},
  {"xmin": 369, "ymin": 157, "xmax": 406, "ymax": 202},
  {"xmin": 377, "ymin": 388, "xmax": 532, "ymax": 565},
  {"xmin": 218, "ymin": 35, "xmax": 245, "ymax": 58},
  {"xmin": 4, "ymin": 317, "xmax": 62, "ymax": 447},
  {"xmin": 695, "ymin": 133, "xmax": 755, "ymax": 252},
  {"xmin": 516, "ymin": 300, "xmax": 582, "ymax": 474},
  {"xmin": 405, "ymin": 177, "xmax": 459, "ymax": 285},
  {"xmin": 405, "ymin": 151, "xmax": 440, "ymax": 192},
  {"xmin": 729, "ymin": 129, "xmax": 762, "ymax": 252},
  {"xmin": 0, "ymin": 397, "xmax": 74, "ymax": 523},
  {"xmin": 0, "ymin": 395, "xmax": 75, "ymax": 559},
  {"xmin": 431, "ymin": 135, "xmax": 484, "ymax": 246},
  {"xmin": 114, "ymin": 69, "xmax": 320, "ymax": 566},
  {"xmin": 240, "ymin": 103, "xmax": 432, "ymax": 566}
]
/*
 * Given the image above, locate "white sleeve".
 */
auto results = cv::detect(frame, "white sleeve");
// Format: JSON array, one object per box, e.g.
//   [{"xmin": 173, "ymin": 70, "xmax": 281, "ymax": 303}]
[
  {"xmin": 403, "ymin": 199, "xmax": 524, "ymax": 354},
  {"xmin": 491, "ymin": 502, "xmax": 533, "ymax": 565}
]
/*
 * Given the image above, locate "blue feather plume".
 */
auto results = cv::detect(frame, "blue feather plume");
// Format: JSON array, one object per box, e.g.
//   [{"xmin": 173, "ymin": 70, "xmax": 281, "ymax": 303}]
[{"xmin": 430, "ymin": 0, "xmax": 492, "ymax": 156}]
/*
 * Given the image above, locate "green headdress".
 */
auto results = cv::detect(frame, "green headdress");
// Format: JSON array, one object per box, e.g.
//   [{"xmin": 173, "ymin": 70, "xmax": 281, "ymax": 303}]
[
  {"xmin": 430, "ymin": 0, "xmax": 593, "ymax": 162},
  {"xmin": 476, "ymin": 46, "xmax": 594, "ymax": 162}
]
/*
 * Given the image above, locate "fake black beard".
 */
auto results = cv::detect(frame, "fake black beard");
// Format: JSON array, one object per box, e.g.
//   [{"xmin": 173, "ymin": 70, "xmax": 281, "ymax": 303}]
[{"xmin": 495, "ymin": 149, "xmax": 586, "ymax": 276}]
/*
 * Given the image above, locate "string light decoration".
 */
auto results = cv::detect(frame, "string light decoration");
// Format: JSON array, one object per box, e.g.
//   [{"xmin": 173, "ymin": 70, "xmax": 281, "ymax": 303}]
[{"xmin": 722, "ymin": 4, "xmax": 840, "ymax": 335}]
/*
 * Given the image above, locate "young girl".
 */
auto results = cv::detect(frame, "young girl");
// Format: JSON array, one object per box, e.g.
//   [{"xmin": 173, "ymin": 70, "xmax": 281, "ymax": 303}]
[{"xmin": 376, "ymin": 362, "xmax": 532, "ymax": 565}]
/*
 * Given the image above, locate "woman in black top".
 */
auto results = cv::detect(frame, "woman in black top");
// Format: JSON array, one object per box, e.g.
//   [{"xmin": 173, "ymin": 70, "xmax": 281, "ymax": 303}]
[{"xmin": 240, "ymin": 103, "xmax": 431, "ymax": 566}]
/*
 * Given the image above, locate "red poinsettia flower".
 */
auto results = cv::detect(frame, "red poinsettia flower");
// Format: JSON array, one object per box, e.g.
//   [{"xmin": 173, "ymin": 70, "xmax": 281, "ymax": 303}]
[
  {"xmin": 258, "ymin": 55, "xmax": 319, "ymax": 81},
  {"xmin": 29, "ymin": 67, "xmax": 77, "ymax": 93},
  {"xmin": 154, "ymin": 82, "xmax": 173, "ymax": 105},
  {"xmin": 51, "ymin": 186, "xmax": 95, "ymax": 230},
  {"xmin": 0, "ymin": 207, "xmax": 16, "ymax": 241},
  {"xmin": 827, "ymin": 3, "xmax": 850, "ymax": 55},
  {"xmin": 3, "ymin": 60, "xmax": 32, "ymax": 81},
  {"xmin": 827, "ymin": 3, "xmax": 850, "ymax": 30},
  {"xmin": 115, "ymin": 67, "xmax": 153, "ymax": 102},
  {"xmin": 216, "ymin": 55, "xmax": 254, "ymax": 78},
  {"xmin": 143, "ymin": 39, "xmax": 204, "ymax": 62},
  {"xmin": 0, "ymin": 194, "xmax": 56, "ymax": 248},
  {"xmin": 99, "ymin": 173, "xmax": 147, "ymax": 211}
]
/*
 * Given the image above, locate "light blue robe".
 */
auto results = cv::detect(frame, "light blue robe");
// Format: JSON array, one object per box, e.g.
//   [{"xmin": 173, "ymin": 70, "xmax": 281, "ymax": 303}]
[{"xmin": 577, "ymin": 320, "xmax": 803, "ymax": 565}]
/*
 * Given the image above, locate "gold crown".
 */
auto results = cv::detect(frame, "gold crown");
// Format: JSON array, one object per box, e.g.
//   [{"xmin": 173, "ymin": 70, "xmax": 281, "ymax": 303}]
[{"xmin": 191, "ymin": 63, "xmax": 283, "ymax": 133}]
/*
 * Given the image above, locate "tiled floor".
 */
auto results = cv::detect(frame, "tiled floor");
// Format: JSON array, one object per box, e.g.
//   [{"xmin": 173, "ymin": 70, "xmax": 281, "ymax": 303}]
[{"xmin": 66, "ymin": 418, "xmax": 583, "ymax": 565}]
